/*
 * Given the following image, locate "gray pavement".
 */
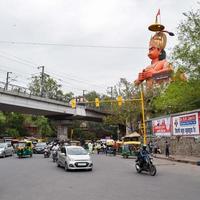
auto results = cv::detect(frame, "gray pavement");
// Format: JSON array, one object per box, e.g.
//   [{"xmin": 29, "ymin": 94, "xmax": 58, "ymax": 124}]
[
  {"xmin": 0, "ymin": 154, "xmax": 200, "ymax": 200},
  {"xmin": 153, "ymin": 153, "xmax": 200, "ymax": 165}
]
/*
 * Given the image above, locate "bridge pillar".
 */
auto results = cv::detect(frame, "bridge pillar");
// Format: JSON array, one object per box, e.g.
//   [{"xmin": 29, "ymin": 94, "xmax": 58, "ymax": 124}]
[{"xmin": 55, "ymin": 120, "xmax": 73, "ymax": 141}]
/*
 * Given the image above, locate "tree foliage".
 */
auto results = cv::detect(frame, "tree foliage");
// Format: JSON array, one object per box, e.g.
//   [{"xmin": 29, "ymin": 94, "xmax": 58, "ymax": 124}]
[
  {"xmin": 103, "ymin": 78, "xmax": 141, "ymax": 133},
  {"xmin": 172, "ymin": 6, "xmax": 200, "ymax": 79},
  {"xmin": 29, "ymin": 74, "xmax": 74, "ymax": 102}
]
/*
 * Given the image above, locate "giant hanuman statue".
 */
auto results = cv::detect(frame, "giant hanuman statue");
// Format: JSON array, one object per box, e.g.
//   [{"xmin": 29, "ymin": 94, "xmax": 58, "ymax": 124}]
[{"xmin": 135, "ymin": 10, "xmax": 174, "ymax": 88}]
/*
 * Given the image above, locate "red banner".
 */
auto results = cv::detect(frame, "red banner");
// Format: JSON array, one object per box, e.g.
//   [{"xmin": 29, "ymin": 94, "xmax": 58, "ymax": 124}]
[{"xmin": 152, "ymin": 117, "xmax": 171, "ymax": 137}]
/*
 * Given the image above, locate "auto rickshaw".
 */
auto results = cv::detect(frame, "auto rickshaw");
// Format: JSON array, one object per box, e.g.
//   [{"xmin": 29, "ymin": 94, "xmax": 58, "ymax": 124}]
[
  {"xmin": 121, "ymin": 141, "xmax": 141, "ymax": 158},
  {"xmin": 121, "ymin": 132, "xmax": 141, "ymax": 158},
  {"xmin": 16, "ymin": 141, "xmax": 33, "ymax": 158}
]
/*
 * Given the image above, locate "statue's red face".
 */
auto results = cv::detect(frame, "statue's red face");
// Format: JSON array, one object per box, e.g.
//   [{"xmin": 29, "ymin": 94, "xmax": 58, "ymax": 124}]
[{"xmin": 148, "ymin": 47, "xmax": 161, "ymax": 60}]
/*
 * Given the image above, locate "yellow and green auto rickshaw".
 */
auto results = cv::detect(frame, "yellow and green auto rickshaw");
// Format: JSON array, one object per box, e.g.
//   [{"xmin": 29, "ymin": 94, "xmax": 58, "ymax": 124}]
[
  {"xmin": 121, "ymin": 132, "xmax": 141, "ymax": 158},
  {"xmin": 16, "ymin": 141, "xmax": 33, "ymax": 158}
]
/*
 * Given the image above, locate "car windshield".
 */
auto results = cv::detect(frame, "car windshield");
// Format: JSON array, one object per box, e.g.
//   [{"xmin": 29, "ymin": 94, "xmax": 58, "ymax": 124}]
[
  {"xmin": 17, "ymin": 143, "xmax": 26, "ymax": 147},
  {"xmin": 0, "ymin": 143, "xmax": 6, "ymax": 148},
  {"xmin": 67, "ymin": 147, "xmax": 88, "ymax": 155},
  {"xmin": 36, "ymin": 143, "xmax": 46, "ymax": 147}
]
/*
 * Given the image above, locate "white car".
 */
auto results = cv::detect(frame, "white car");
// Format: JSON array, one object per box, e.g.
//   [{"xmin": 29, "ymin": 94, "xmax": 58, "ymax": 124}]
[
  {"xmin": 57, "ymin": 146, "xmax": 93, "ymax": 171},
  {"xmin": 0, "ymin": 143, "xmax": 14, "ymax": 158}
]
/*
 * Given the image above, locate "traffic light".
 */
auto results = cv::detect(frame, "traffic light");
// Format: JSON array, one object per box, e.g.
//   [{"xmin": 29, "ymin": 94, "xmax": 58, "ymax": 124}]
[
  {"xmin": 117, "ymin": 96, "xmax": 123, "ymax": 106},
  {"xmin": 71, "ymin": 99, "xmax": 76, "ymax": 108},
  {"xmin": 95, "ymin": 98, "xmax": 100, "ymax": 107}
]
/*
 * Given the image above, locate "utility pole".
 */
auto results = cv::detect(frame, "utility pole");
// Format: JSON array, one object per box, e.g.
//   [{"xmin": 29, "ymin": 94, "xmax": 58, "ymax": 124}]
[
  {"xmin": 38, "ymin": 66, "xmax": 45, "ymax": 97},
  {"xmin": 5, "ymin": 72, "xmax": 12, "ymax": 90},
  {"xmin": 107, "ymin": 86, "xmax": 113, "ymax": 110},
  {"xmin": 107, "ymin": 86, "xmax": 113, "ymax": 99},
  {"xmin": 83, "ymin": 90, "xmax": 87, "ymax": 97},
  {"xmin": 82, "ymin": 90, "xmax": 87, "ymax": 102}
]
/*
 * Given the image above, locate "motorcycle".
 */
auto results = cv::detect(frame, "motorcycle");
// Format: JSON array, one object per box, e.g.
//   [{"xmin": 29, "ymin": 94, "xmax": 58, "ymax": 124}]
[
  {"xmin": 135, "ymin": 154, "xmax": 157, "ymax": 176},
  {"xmin": 44, "ymin": 148, "xmax": 50, "ymax": 158},
  {"xmin": 52, "ymin": 150, "xmax": 58, "ymax": 162}
]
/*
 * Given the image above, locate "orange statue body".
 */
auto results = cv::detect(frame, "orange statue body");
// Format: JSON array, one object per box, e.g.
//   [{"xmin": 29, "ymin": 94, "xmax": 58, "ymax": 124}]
[{"xmin": 135, "ymin": 10, "xmax": 174, "ymax": 88}]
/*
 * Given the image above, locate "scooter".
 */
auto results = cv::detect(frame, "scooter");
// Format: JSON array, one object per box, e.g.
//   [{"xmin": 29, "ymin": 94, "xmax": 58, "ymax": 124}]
[
  {"xmin": 52, "ymin": 150, "xmax": 58, "ymax": 162},
  {"xmin": 135, "ymin": 154, "xmax": 157, "ymax": 176},
  {"xmin": 44, "ymin": 148, "xmax": 50, "ymax": 158}
]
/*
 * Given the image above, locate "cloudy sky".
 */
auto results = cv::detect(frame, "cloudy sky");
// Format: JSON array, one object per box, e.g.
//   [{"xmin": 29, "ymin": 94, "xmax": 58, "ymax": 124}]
[{"xmin": 0, "ymin": 0, "xmax": 198, "ymax": 96}]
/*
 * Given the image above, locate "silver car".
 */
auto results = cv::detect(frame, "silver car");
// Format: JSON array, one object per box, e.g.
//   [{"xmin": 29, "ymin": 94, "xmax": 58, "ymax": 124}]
[
  {"xmin": 0, "ymin": 143, "xmax": 14, "ymax": 158},
  {"xmin": 57, "ymin": 146, "xmax": 93, "ymax": 171}
]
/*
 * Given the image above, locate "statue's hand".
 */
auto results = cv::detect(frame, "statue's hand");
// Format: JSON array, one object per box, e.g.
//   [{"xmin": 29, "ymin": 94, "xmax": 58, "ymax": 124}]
[
  {"xmin": 144, "ymin": 71, "xmax": 153, "ymax": 79},
  {"xmin": 138, "ymin": 72, "xmax": 145, "ymax": 81},
  {"xmin": 134, "ymin": 79, "xmax": 141, "ymax": 85}
]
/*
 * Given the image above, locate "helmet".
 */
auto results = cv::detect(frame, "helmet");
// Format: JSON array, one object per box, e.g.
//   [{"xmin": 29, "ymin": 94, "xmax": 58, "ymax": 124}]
[{"xmin": 142, "ymin": 144, "xmax": 147, "ymax": 150}]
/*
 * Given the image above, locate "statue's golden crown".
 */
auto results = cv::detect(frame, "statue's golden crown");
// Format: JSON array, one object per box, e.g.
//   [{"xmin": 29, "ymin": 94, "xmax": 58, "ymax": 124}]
[{"xmin": 149, "ymin": 32, "xmax": 167, "ymax": 49}]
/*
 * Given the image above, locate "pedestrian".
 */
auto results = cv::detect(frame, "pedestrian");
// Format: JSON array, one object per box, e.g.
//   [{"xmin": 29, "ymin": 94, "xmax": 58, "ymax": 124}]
[
  {"xmin": 88, "ymin": 142, "xmax": 93, "ymax": 154},
  {"xmin": 154, "ymin": 141, "xmax": 158, "ymax": 154},
  {"xmin": 165, "ymin": 141, "xmax": 170, "ymax": 157},
  {"xmin": 148, "ymin": 141, "xmax": 153, "ymax": 153}
]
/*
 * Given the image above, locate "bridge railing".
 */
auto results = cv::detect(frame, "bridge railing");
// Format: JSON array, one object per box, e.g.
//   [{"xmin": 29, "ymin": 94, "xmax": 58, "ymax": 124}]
[{"xmin": 0, "ymin": 81, "xmax": 73, "ymax": 107}]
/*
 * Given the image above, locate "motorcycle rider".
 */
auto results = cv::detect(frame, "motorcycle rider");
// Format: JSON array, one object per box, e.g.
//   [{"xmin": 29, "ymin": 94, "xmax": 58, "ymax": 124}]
[
  {"xmin": 52, "ymin": 143, "xmax": 59, "ymax": 161},
  {"xmin": 136, "ymin": 144, "xmax": 149, "ymax": 168}
]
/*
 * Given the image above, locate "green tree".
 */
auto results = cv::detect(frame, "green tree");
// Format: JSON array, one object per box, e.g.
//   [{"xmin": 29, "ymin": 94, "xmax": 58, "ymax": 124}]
[
  {"xmin": 172, "ymin": 6, "xmax": 200, "ymax": 79},
  {"xmin": 103, "ymin": 78, "xmax": 141, "ymax": 133},
  {"xmin": 0, "ymin": 112, "xmax": 6, "ymax": 136},
  {"xmin": 29, "ymin": 74, "xmax": 74, "ymax": 101},
  {"xmin": 5, "ymin": 112, "xmax": 28, "ymax": 137},
  {"xmin": 34, "ymin": 116, "xmax": 54, "ymax": 138}
]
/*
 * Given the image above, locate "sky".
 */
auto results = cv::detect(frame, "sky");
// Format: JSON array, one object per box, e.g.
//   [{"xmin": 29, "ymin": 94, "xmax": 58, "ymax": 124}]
[{"xmin": 0, "ymin": 0, "xmax": 198, "ymax": 96}]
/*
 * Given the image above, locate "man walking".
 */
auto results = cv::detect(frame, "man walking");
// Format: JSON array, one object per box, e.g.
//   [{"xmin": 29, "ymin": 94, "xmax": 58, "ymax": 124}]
[{"xmin": 165, "ymin": 141, "xmax": 170, "ymax": 157}]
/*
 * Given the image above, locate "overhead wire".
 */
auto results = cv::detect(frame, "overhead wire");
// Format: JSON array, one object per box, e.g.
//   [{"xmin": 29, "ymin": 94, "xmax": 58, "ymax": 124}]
[
  {"xmin": 0, "ymin": 40, "xmax": 147, "ymax": 49},
  {"xmin": 0, "ymin": 45, "xmax": 129, "ymax": 95},
  {"xmin": 0, "ymin": 49, "xmax": 107, "ymax": 90}
]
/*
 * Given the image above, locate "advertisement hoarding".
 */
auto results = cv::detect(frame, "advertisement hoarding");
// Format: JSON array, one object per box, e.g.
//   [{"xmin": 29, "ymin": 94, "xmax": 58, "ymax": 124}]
[
  {"xmin": 172, "ymin": 112, "xmax": 200, "ymax": 136},
  {"xmin": 152, "ymin": 117, "xmax": 171, "ymax": 137}
]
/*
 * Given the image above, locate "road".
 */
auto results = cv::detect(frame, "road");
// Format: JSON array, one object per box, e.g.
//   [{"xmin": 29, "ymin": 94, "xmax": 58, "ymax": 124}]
[{"xmin": 0, "ymin": 153, "xmax": 200, "ymax": 200}]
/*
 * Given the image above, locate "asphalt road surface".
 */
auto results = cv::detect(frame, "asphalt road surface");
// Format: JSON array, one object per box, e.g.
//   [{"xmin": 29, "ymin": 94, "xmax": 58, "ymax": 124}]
[{"xmin": 0, "ymin": 153, "xmax": 200, "ymax": 200}]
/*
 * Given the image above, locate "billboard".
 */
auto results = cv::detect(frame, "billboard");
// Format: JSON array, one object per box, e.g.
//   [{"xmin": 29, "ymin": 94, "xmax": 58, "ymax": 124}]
[
  {"xmin": 172, "ymin": 112, "xmax": 200, "ymax": 136},
  {"xmin": 152, "ymin": 117, "xmax": 171, "ymax": 137}
]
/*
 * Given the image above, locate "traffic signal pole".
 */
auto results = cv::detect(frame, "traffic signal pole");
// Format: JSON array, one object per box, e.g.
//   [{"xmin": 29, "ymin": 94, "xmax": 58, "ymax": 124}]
[
  {"xmin": 70, "ymin": 92, "xmax": 147, "ymax": 144},
  {"xmin": 140, "ymin": 85, "xmax": 147, "ymax": 145}
]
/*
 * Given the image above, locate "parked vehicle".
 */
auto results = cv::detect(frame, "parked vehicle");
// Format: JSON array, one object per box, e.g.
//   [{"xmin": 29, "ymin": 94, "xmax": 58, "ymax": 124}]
[
  {"xmin": 33, "ymin": 142, "xmax": 47, "ymax": 154},
  {"xmin": 16, "ymin": 141, "xmax": 33, "ymax": 158},
  {"xmin": 135, "ymin": 154, "xmax": 157, "ymax": 176},
  {"xmin": 57, "ymin": 146, "xmax": 93, "ymax": 171},
  {"xmin": 0, "ymin": 143, "xmax": 14, "ymax": 158}
]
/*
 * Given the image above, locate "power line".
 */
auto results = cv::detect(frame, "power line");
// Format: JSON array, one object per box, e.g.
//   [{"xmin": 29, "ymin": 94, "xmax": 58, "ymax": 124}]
[
  {"xmin": 0, "ymin": 40, "xmax": 146, "ymax": 49},
  {"xmin": 47, "ymin": 70, "xmax": 106, "ymax": 89},
  {"xmin": 0, "ymin": 50, "xmax": 38, "ymax": 67},
  {"xmin": 0, "ymin": 50, "xmax": 109, "ymax": 90},
  {"xmin": 0, "ymin": 53, "xmax": 36, "ymax": 68}
]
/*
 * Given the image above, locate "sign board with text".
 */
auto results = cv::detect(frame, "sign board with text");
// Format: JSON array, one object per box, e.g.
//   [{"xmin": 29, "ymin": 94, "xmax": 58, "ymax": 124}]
[{"xmin": 172, "ymin": 112, "xmax": 200, "ymax": 136}]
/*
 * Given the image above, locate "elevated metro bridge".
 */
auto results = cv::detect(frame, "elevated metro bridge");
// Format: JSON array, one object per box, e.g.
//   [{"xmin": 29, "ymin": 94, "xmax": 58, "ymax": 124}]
[{"xmin": 0, "ymin": 87, "xmax": 108, "ymax": 122}]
